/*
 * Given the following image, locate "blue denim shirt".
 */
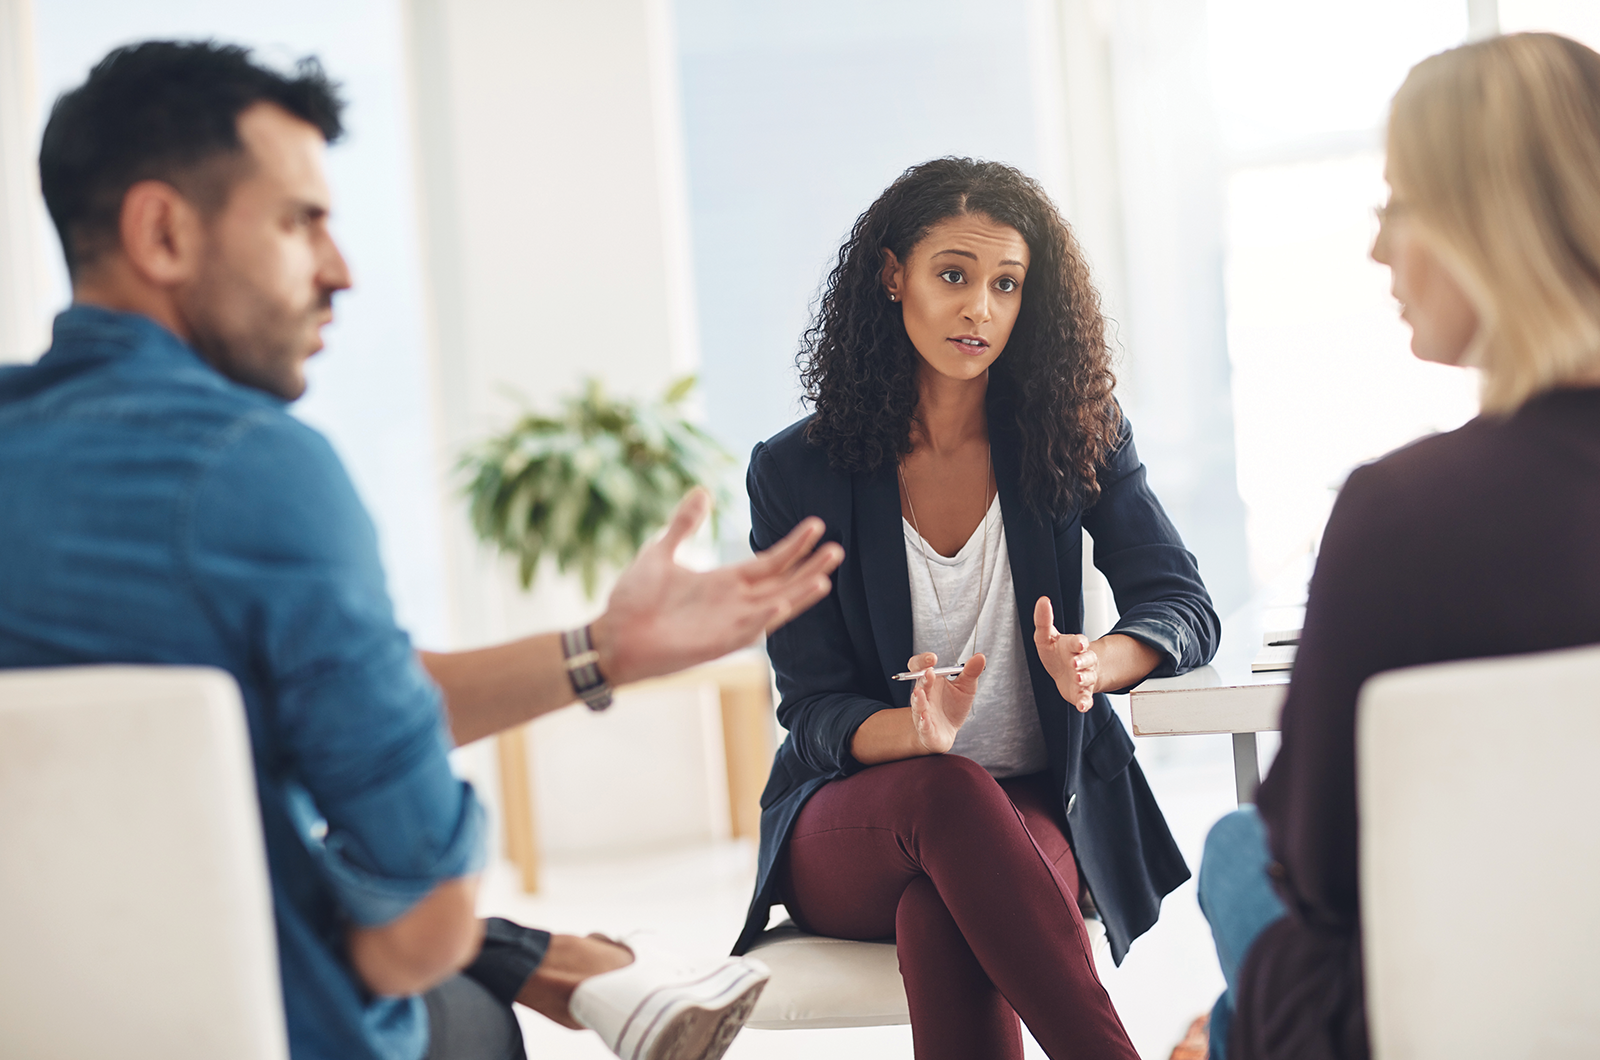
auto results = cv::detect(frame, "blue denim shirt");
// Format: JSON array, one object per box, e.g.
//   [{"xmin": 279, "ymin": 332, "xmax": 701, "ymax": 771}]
[{"xmin": 0, "ymin": 306, "xmax": 485, "ymax": 1060}]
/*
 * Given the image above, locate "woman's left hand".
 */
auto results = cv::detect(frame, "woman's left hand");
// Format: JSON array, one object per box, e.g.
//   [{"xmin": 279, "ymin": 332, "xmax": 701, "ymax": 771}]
[
  {"xmin": 1033, "ymin": 596, "xmax": 1098, "ymax": 711},
  {"xmin": 1033, "ymin": 596, "xmax": 1164, "ymax": 713}
]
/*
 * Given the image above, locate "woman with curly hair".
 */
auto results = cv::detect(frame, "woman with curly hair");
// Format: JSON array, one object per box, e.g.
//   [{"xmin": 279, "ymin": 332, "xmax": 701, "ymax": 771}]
[{"xmin": 731, "ymin": 157, "xmax": 1221, "ymax": 1058}]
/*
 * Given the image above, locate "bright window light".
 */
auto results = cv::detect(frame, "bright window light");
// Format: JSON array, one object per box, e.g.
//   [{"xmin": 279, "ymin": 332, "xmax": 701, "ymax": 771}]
[
  {"xmin": 1209, "ymin": 0, "xmax": 1480, "ymax": 587},
  {"xmin": 1499, "ymin": 0, "xmax": 1600, "ymax": 49},
  {"xmin": 1224, "ymin": 154, "xmax": 1478, "ymax": 585},
  {"xmin": 1208, "ymin": 0, "xmax": 1467, "ymax": 159}
]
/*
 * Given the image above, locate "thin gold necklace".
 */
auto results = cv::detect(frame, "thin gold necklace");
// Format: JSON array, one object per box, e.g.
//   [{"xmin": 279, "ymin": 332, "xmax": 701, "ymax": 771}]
[{"xmin": 898, "ymin": 445, "xmax": 994, "ymax": 665}]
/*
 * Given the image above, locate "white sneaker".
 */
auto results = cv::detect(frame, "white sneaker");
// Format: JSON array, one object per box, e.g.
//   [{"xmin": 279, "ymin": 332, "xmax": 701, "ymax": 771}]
[{"xmin": 569, "ymin": 951, "xmax": 770, "ymax": 1060}]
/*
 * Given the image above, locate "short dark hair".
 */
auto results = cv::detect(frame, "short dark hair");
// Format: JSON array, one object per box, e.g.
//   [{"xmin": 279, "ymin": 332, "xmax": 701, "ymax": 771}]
[{"xmin": 39, "ymin": 39, "xmax": 345, "ymax": 277}]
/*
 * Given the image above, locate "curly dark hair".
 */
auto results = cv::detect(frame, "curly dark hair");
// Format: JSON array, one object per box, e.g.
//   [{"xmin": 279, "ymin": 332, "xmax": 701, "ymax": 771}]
[{"xmin": 799, "ymin": 157, "xmax": 1120, "ymax": 511}]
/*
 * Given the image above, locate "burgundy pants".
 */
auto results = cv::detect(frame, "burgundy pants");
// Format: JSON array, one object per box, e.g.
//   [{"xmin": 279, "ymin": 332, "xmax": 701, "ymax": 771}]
[{"xmin": 777, "ymin": 755, "xmax": 1138, "ymax": 1060}]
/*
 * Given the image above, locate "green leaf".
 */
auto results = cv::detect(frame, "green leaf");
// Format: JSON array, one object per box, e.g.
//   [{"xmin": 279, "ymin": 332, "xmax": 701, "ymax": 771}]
[
  {"xmin": 663, "ymin": 374, "xmax": 697, "ymax": 405},
  {"xmin": 457, "ymin": 374, "xmax": 736, "ymax": 600}
]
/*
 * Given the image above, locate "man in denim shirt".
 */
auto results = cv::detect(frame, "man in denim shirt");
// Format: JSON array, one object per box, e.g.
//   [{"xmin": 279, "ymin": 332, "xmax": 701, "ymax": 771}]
[{"xmin": 0, "ymin": 42, "xmax": 840, "ymax": 1060}]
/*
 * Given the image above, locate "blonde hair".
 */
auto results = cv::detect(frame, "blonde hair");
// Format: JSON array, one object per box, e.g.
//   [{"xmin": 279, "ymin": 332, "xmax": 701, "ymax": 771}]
[{"xmin": 1387, "ymin": 32, "xmax": 1600, "ymax": 413}]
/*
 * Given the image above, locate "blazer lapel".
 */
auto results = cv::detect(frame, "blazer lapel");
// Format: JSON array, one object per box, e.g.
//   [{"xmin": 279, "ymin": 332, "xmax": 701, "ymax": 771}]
[{"xmin": 853, "ymin": 461, "xmax": 914, "ymax": 706}]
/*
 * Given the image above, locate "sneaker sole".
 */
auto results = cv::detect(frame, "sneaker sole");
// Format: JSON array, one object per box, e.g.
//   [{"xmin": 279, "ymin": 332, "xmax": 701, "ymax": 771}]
[{"xmin": 618, "ymin": 962, "xmax": 770, "ymax": 1060}]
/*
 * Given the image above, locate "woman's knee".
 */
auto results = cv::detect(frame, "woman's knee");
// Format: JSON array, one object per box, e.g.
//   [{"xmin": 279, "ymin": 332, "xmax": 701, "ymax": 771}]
[
  {"xmin": 1198, "ymin": 809, "xmax": 1267, "ymax": 908},
  {"xmin": 1202, "ymin": 807, "xmax": 1265, "ymax": 871},
  {"xmin": 894, "ymin": 873, "xmax": 951, "ymax": 933},
  {"xmin": 890, "ymin": 754, "xmax": 1002, "ymax": 811},
  {"xmin": 1197, "ymin": 807, "xmax": 1285, "ymax": 969},
  {"xmin": 1196, "ymin": 813, "xmax": 1280, "ymax": 947}
]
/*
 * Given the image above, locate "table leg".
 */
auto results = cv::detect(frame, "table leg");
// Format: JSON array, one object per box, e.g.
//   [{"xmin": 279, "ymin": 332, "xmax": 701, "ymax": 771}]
[{"xmin": 1232, "ymin": 731, "xmax": 1261, "ymax": 805}]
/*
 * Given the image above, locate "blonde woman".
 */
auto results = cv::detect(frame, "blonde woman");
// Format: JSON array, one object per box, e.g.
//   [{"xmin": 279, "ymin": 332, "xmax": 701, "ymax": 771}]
[{"xmin": 1195, "ymin": 32, "xmax": 1600, "ymax": 1060}]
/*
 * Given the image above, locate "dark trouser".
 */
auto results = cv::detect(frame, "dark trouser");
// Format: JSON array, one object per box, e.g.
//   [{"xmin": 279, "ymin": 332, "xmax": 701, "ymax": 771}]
[
  {"xmin": 777, "ymin": 755, "xmax": 1139, "ymax": 1060},
  {"xmin": 422, "ymin": 918, "xmax": 552, "ymax": 1060}
]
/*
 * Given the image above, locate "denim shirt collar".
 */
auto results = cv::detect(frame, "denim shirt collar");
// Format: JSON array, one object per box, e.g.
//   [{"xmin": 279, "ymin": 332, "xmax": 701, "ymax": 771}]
[
  {"xmin": 46, "ymin": 303, "xmax": 199, "ymax": 364},
  {"xmin": 41, "ymin": 303, "xmax": 286, "ymax": 409}
]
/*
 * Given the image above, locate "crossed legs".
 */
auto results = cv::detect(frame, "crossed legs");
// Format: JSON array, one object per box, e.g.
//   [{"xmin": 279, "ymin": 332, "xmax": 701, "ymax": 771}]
[
  {"xmin": 423, "ymin": 920, "xmax": 634, "ymax": 1060},
  {"xmin": 777, "ymin": 755, "xmax": 1138, "ymax": 1060}
]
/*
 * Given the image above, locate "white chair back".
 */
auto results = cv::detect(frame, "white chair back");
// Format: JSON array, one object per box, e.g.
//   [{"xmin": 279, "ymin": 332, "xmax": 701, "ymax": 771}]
[
  {"xmin": 1358, "ymin": 643, "xmax": 1600, "ymax": 1060},
  {"xmin": 0, "ymin": 666, "xmax": 288, "ymax": 1060}
]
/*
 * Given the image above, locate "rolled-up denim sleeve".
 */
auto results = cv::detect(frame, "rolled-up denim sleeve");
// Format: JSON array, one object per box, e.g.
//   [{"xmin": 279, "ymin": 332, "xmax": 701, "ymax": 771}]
[
  {"xmin": 286, "ymin": 772, "xmax": 486, "ymax": 928},
  {"xmin": 184, "ymin": 412, "xmax": 484, "ymax": 927}
]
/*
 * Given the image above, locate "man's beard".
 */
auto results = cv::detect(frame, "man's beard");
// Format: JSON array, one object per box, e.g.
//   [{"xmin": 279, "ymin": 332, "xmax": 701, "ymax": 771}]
[{"xmin": 181, "ymin": 266, "xmax": 331, "ymax": 401}]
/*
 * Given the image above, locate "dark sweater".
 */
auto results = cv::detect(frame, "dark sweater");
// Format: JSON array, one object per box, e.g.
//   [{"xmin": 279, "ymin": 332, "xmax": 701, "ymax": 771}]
[{"xmin": 1236, "ymin": 386, "xmax": 1600, "ymax": 1060}]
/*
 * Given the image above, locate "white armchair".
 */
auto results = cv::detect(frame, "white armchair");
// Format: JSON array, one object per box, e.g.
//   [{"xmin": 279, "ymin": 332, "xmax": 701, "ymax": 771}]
[
  {"xmin": 0, "ymin": 666, "xmax": 288, "ymax": 1060},
  {"xmin": 1358, "ymin": 643, "xmax": 1600, "ymax": 1059}
]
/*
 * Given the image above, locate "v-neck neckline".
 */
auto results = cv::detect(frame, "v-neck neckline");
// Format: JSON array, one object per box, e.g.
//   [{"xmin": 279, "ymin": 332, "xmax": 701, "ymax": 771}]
[{"xmin": 901, "ymin": 493, "xmax": 1001, "ymax": 564}]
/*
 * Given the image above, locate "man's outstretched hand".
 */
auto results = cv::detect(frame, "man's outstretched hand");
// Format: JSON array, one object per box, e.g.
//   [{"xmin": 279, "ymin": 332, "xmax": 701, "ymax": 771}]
[{"xmin": 590, "ymin": 488, "xmax": 844, "ymax": 687}]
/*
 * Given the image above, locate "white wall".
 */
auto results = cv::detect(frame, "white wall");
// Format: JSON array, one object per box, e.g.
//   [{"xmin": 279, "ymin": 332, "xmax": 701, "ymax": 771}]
[
  {"xmin": 673, "ymin": 0, "xmax": 1043, "ymax": 542},
  {"xmin": 530, "ymin": 683, "xmax": 732, "ymax": 858},
  {"xmin": 0, "ymin": 0, "xmax": 50, "ymax": 365},
  {"xmin": 404, "ymin": 0, "xmax": 732, "ymax": 858},
  {"xmin": 1101, "ymin": 0, "xmax": 1253, "ymax": 613},
  {"xmin": 1501, "ymin": 0, "xmax": 1600, "ymax": 50},
  {"xmin": 405, "ymin": 0, "xmax": 701, "ymax": 647},
  {"xmin": 1034, "ymin": 0, "xmax": 1130, "ymax": 338}
]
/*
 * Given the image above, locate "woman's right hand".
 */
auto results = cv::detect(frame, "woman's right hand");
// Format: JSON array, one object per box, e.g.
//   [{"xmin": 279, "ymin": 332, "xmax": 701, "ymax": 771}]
[
  {"xmin": 907, "ymin": 651, "xmax": 986, "ymax": 754},
  {"xmin": 847, "ymin": 652, "xmax": 986, "ymax": 764}
]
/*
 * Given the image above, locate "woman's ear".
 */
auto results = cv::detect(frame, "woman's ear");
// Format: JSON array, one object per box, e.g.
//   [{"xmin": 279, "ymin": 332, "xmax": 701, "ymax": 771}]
[{"xmin": 881, "ymin": 248, "xmax": 904, "ymax": 303}]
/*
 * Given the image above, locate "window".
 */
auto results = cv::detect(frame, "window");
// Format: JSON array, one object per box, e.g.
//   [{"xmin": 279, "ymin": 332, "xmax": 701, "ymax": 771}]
[{"xmin": 1209, "ymin": 0, "xmax": 1479, "ymax": 586}]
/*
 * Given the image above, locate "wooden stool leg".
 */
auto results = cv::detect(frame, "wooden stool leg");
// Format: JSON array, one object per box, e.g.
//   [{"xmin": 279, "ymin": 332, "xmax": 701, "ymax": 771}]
[
  {"xmin": 719, "ymin": 679, "xmax": 775, "ymax": 841},
  {"xmin": 496, "ymin": 725, "xmax": 540, "ymax": 893}
]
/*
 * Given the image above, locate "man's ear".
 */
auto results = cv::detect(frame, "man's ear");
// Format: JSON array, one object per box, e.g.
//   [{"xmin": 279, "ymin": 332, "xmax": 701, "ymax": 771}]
[
  {"xmin": 117, "ymin": 180, "xmax": 206, "ymax": 288},
  {"xmin": 881, "ymin": 247, "xmax": 904, "ymax": 302}
]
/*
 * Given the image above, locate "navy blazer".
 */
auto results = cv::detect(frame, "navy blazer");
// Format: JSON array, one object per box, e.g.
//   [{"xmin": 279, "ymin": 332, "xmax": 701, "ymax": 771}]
[{"xmin": 732, "ymin": 404, "xmax": 1221, "ymax": 962}]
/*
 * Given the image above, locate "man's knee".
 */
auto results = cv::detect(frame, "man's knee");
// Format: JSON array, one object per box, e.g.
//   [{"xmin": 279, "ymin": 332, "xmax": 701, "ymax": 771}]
[{"xmin": 423, "ymin": 974, "xmax": 526, "ymax": 1060}]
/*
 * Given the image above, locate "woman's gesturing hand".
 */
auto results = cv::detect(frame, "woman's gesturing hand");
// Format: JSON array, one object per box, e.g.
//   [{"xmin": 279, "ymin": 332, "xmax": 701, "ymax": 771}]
[
  {"xmin": 1032, "ymin": 597, "xmax": 1164, "ymax": 713},
  {"xmin": 907, "ymin": 652, "xmax": 986, "ymax": 754},
  {"xmin": 1033, "ymin": 596, "xmax": 1098, "ymax": 712}
]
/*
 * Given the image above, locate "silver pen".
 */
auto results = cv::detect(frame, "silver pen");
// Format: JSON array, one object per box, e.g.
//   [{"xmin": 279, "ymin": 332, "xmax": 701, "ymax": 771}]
[{"xmin": 890, "ymin": 664, "xmax": 966, "ymax": 681}]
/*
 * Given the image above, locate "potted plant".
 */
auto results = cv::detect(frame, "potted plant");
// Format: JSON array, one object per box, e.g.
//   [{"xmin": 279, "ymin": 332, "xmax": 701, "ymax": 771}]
[{"xmin": 460, "ymin": 376, "xmax": 732, "ymax": 598}]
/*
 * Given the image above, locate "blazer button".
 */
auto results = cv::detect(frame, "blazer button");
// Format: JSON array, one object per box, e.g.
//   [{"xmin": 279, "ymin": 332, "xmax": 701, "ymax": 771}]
[{"xmin": 1066, "ymin": 793, "xmax": 1078, "ymax": 814}]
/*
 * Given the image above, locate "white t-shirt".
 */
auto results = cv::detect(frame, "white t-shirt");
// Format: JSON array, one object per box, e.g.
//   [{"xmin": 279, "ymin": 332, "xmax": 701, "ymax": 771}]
[{"xmin": 904, "ymin": 496, "xmax": 1049, "ymax": 778}]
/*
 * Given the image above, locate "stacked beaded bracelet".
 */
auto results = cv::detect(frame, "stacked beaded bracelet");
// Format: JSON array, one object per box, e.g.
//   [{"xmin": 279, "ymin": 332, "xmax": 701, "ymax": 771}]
[{"xmin": 560, "ymin": 624, "xmax": 613, "ymax": 712}]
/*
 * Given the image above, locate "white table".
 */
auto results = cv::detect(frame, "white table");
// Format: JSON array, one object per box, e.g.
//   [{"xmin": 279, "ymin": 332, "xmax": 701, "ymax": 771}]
[
  {"xmin": 1128, "ymin": 587, "xmax": 1306, "ymax": 804},
  {"xmin": 1131, "ymin": 661, "xmax": 1288, "ymax": 804}
]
